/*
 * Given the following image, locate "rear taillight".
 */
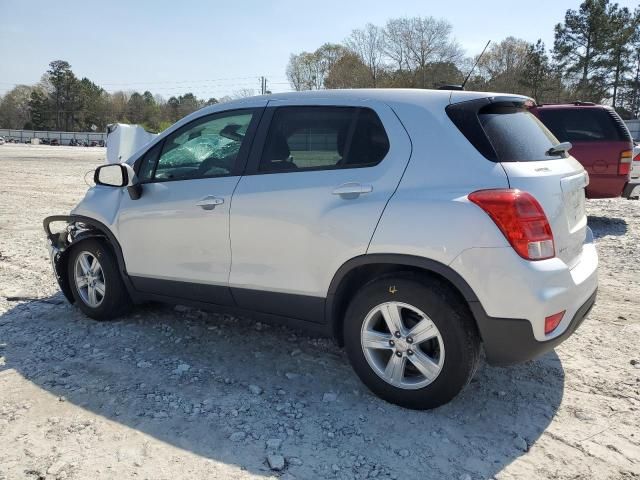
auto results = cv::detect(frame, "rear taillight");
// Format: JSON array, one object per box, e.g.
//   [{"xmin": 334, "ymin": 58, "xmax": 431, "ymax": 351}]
[
  {"xmin": 468, "ymin": 189, "xmax": 555, "ymax": 261},
  {"xmin": 619, "ymin": 150, "xmax": 632, "ymax": 175}
]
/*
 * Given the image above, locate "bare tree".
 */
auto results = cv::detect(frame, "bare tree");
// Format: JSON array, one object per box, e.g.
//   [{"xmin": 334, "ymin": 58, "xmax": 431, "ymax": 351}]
[
  {"xmin": 384, "ymin": 18, "xmax": 411, "ymax": 72},
  {"xmin": 232, "ymin": 88, "xmax": 256, "ymax": 99},
  {"xmin": 346, "ymin": 23, "xmax": 384, "ymax": 86},
  {"xmin": 475, "ymin": 37, "xmax": 531, "ymax": 92},
  {"xmin": 286, "ymin": 52, "xmax": 322, "ymax": 90},
  {"xmin": 402, "ymin": 17, "xmax": 463, "ymax": 87},
  {"xmin": 286, "ymin": 44, "xmax": 349, "ymax": 91}
]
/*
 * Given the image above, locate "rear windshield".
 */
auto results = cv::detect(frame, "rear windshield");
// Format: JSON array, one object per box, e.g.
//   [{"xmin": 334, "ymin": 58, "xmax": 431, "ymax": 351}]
[
  {"xmin": 446, "ymin": 99, "xmax": 564, "ymax": 163},
  {"xmin": 478, "ymin": 104, "xmax": 562, "ymax": 162},
  {"xmin": 538, "ymin": 108, "xmax": 629, "ymax": 143}
]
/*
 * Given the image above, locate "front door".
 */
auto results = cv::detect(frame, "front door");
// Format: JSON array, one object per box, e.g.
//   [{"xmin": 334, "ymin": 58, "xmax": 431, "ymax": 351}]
[{"xmin": 116, "ymin": 108, "xmax": 261, "ymax": 304}]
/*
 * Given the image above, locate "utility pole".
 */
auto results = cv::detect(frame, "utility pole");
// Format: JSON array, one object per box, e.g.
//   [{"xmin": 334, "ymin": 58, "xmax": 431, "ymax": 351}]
[{"xmin": 260, "ymin": 76, "xmax": 270, "ymax": 95}]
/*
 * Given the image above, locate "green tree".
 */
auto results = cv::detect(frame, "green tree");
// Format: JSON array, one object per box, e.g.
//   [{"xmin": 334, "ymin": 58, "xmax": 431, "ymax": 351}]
[
  {"xmin": 46, "ymin": 60, "xmax": 80, "ymax": 130},
  {"xmin": 324, "ymin": 52, "xmax": 373, "ymax": 89},
  {"xmin": 0, "ymin": 85, "xmax": 34, "ymax": 129},
  {"xmin": 520, "ymin": 40, "xmax": 552, "ymax": 102},
  {"xmin": 177, "ymin": 93, "xmax": 201, "ymax": 118},
  {"xmin": 553, "ymin": 0, "xmax": 612, "ymax": 101},
  {"xmin": 77, "ymin": 78, "xmax": 109, "ymax": 131},
  {"xmin": 28, "ymin": 88, "xmax": 51, "ymax": 129},
  {"xmin": 167, "ymin": 96, "xmax": 180, "ymax": 122},
  {"xmin": 126, "ymin": 92, "xmax": 145, "ymax": 124},
  {"xmin": 605, "ymin": 5, "xmax": 638, "ymax": 108}
]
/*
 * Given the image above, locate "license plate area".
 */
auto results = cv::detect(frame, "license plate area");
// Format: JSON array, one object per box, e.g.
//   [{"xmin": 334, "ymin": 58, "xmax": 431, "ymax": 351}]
[{"xmin": 561, "ymin": 172, "xmax": 587, "ymax": 233}]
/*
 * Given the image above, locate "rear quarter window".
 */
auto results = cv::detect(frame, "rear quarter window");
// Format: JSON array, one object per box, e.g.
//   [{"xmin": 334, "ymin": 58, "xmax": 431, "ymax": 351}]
[{"xmin": 479, "ymin": 105, "xmax": 561, "ymax": 162}]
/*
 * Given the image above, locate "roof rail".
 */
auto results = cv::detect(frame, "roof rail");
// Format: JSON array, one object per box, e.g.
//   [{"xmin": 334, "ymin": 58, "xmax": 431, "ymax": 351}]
[{"xmin": 573, "ymin": 101, "xmax": 596, "ymax": 106}]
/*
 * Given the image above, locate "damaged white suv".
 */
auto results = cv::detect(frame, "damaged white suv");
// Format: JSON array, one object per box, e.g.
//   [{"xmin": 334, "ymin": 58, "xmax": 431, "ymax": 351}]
[{"xmin": 44, "ymin": 90, "xmax": 598, "ymax": 409}]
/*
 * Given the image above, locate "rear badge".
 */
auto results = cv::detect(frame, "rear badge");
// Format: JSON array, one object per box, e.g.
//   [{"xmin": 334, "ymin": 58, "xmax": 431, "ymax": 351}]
[{"xmin": 535, "ymin": 167, "xmax": 551, "ymax": 172}]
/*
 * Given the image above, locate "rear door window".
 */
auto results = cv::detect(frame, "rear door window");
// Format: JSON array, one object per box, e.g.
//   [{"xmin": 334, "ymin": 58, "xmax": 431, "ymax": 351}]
[
  {"xmin": 537, "ymin": 108, "xmax": 627, "ymax": 143},
  {"xmin": 478, "ymin": 104, "xmax": 562, "ymax": 162},
  {"xmin": 258, "ymin": 106, "xmax": 389, "ymax": 173}
]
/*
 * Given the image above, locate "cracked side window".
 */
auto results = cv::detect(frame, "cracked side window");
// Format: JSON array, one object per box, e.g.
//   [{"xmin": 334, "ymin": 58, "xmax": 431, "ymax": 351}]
[{"xmin": 152, "ymin": 111, "xmax": 255, "ymax": 181}]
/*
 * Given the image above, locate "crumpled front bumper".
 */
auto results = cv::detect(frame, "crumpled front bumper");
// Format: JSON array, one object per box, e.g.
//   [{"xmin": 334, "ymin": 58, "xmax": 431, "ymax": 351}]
[{"xmin": 43, "ymin": 215, "xmax": 76, "ymax": 302}]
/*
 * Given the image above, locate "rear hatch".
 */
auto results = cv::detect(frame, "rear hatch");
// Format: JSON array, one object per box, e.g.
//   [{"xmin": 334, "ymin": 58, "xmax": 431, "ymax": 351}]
[
  {"xmin": 447, "ymin": 96, "xmax": 588, "ymax": 268},
  {"xmin": 533, "ymin": 106, "xmax": 633, "ymax": 179}
]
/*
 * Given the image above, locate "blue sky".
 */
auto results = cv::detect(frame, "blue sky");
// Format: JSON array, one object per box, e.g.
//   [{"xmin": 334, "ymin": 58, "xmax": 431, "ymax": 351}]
[{"xmin": 1, "ymin": 0, "xmax": 638, "ymax": 99}]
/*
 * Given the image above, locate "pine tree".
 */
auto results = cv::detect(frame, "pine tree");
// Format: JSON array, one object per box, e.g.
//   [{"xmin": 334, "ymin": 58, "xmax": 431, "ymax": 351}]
[
  {"xmin": 605, "ymin": 5, "xmax": 637, "ymax": 108},
  {"xmin": 520, "ymin": 40, "xmax": 551, "ymax": 102},
  {"xmin": 553, "ymin": 0, "xmax": 611, "ymax": 101}
]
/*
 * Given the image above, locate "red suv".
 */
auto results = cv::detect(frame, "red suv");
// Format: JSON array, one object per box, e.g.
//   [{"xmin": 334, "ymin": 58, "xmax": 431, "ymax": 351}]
[{"xmin": 529, "ymin": 103, "xmax": 633, "ymax": 198}]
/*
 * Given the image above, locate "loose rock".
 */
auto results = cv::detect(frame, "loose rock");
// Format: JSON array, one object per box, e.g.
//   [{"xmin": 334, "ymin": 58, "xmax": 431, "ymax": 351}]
[
  {"xmin": 230, "ymin": 432, "xmax": 247, "ymax": 442},
  {"xmin": 514, "ymin": 436, "xmax": 528, "ymax": 452},
  {"xmin": 249, "ymin": 384, "xmax": 263, "ymax": 395},
  {"xmin": 267, "ymin": 454, "xmax": 285, "ymax": 471},
  {"xmin": 322, "ymin": 392, "xmax": 337, "ymax": 403}
]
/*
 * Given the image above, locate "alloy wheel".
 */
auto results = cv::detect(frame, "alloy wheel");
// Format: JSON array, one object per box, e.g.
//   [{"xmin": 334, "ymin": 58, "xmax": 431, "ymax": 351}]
[
  {"xmin": 74, "ymin": 251, "xmax": 106, "ymax": 308},
  {"xmin": 360, "ymin": 301, "xmax": 445, "ymax": 390}
]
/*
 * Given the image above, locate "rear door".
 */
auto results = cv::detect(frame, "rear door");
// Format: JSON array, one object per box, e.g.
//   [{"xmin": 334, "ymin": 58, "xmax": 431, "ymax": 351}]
[{"xmin": 228, "ymin": 99, "xmax": 411, "ymax": 322}]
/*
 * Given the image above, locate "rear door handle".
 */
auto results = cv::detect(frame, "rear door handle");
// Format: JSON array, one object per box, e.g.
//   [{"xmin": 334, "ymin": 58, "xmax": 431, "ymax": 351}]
[
  {"xmin": 332, "ymin": 182, "xmax": 373, "ymax": 198},
  {"xmin": 196, "ymin": 195, "xmax": 224, "ymax": 210}
]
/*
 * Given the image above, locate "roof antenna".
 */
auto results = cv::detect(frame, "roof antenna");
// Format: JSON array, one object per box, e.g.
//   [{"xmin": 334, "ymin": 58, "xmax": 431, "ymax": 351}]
[
  {"xmin": 437, "ymin": 40, "xmax": 491, "ymax": 91},
  {"xmin": 461, "ymin": 40, "xmax": 491, "ymax": 89}
]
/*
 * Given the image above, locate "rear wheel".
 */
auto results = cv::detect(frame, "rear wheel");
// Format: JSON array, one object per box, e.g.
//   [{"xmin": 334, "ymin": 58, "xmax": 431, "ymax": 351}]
[
  {"xmin": 67, "ymin": 239, "xmax": 131, "ymax": 320},
  {"xmin": 343, "ymin": 274, "xmax": 480, "ymax": 410}
]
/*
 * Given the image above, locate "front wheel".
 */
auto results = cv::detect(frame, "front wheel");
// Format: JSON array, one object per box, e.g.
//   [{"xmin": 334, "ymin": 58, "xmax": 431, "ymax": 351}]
[
  {"xmin": 67, "ymin": 239, "xmax": 131, "ymax": 320},
  {"xmin": 343, "ymin": 274, "xmax": 480, "ymax": 410}
]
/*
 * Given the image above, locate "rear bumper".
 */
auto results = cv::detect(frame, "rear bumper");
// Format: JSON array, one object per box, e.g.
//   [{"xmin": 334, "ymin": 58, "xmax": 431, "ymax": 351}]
[
  {"xmin": 449, "ymin": 227, "xmax": 598, "ymax": 365},
  {"xmin": 622, "ymin": 181, "xmax": 640, "ymax": 199},
  {"xmin": 585, "ymin": 174, "xmax": 627, "ymax": 198},
  {"xmin": 471, "ymin": 289, "xmax": 596, "ymax": 365}
]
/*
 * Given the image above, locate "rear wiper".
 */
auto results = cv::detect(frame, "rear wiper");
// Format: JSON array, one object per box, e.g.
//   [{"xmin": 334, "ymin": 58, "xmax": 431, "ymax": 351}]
[{"xmin": 546, "ymin": 141, "xmax": 572, "ymax": 157}]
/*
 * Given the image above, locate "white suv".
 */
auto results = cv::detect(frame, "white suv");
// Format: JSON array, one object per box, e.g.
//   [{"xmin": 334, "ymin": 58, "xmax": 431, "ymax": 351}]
[{"xmin": 44, "ymin": 90, "xmax": 598, "ymax": 409}]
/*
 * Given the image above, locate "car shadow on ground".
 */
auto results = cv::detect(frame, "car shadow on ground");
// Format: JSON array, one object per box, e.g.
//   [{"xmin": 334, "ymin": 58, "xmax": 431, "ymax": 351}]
[
  {"xmin": 588, "ymin": 215, "xmax": 628, "ymax": 238},
  {"xmin": 0, "ymin": 295, "xmax": 565, "ymax": 479}
]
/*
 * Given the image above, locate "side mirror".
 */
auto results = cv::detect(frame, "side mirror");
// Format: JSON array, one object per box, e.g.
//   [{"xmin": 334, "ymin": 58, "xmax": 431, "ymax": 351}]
[{"xmin": 94, "ymin": 163, "xmax": 137, "ymax": 187}]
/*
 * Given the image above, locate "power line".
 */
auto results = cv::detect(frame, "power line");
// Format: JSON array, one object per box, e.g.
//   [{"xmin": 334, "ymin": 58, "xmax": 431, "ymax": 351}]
[{"xmin": 0, "ymin": 75, "xmax": 288, "ymax": 88}]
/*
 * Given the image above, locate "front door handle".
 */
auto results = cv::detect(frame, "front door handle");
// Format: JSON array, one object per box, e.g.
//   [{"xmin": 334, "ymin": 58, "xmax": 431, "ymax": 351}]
[
  {"xmin": 196, "ymin": 195, "xmax": 224, "ymax": 210},
  {"xmin": 332, "ymin": 182, "xmax": 373, "ymax": 199}
]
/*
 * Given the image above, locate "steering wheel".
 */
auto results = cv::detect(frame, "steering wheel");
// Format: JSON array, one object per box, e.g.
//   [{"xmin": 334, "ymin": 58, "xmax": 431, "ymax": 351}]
[{"xmin": 198, "ymin": 155, "xmax": 231, "ymax": 175}]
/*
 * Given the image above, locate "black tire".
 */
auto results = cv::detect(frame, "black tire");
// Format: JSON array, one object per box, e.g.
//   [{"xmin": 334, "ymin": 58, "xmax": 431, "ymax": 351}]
[
  {"xmin": 67, "ymin": 238, "xmax": 132, "ymax": 320},
  {"xmin": 343, "ymin": 273, "xmax": 480, "ymax": 410}
]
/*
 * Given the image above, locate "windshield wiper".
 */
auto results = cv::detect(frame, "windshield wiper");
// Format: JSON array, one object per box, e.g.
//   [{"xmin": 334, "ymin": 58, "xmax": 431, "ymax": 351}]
[{"xmin": 546, "ymin": 141, "xmax": 572, "ymax": 157}]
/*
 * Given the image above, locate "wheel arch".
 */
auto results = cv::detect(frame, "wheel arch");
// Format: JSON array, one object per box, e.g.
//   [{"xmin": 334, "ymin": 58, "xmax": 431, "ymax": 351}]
[
  {"xmin": 44, "ymin": 215, "xmax": 134, "ymax": 303},
  {"xmin": 326, "ymin": 254, "xmax": 480, "ymax": 346}
]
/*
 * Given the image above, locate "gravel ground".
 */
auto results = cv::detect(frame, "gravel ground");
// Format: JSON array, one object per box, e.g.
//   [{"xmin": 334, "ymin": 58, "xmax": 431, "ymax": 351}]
[{"xmin": 0, "ymin": 144, "xmax": 638, "ymax": 480}]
